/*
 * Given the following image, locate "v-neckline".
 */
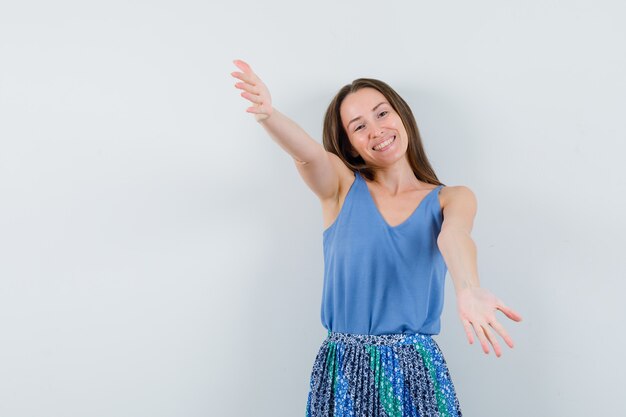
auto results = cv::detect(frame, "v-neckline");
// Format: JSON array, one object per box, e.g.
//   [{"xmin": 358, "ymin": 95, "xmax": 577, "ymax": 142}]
[{"xmin": 359, "ymin": 172, "xmax": 441, "ymax": 229}]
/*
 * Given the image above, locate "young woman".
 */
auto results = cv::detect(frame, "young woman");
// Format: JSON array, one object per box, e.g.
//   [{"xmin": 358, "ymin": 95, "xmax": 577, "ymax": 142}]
[{"xmin": 231, "ymin": 59, "xmax": 523, "ymax": 417}]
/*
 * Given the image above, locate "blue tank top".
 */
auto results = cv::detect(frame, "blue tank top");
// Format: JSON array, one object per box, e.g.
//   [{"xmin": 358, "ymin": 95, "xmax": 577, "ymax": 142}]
[{"xmin": 321, "ymin": 171, "xmax": 447, "ymax": 335}]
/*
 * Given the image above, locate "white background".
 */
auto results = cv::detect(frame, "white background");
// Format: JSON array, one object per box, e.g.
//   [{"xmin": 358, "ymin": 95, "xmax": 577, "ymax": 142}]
[{"xmin": 1, "ymin": 1, "xmax": 625, "ymax": 416}]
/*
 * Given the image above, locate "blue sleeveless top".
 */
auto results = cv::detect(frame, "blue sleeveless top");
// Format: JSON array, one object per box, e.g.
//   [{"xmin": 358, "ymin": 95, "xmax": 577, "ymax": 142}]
[{"xmin": 321, "ymin": 171, "xmax": 447, "ymax": 335}]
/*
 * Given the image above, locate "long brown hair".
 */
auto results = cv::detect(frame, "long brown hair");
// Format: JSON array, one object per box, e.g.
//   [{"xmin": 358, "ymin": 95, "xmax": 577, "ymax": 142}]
[{"xmin": 322, "ymin": 78, "xmax": 444, "ymax": 186}]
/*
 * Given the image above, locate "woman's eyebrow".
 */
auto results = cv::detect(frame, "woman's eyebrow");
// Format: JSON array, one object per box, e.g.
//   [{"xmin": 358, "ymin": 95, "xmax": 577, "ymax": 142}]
[{"xmin": 347, "ymin": 102, "xmax": 388, "ymax": 128}]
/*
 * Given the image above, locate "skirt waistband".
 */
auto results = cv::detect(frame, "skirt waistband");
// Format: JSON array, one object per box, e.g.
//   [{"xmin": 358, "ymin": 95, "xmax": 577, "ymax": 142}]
[{"xmin": 326, "ymin": 330, "xmax": 434, "ymax": 347}]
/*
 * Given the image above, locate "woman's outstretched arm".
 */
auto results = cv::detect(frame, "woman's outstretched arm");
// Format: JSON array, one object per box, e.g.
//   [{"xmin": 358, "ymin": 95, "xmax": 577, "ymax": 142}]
[
  {"xmin": 437, "ymin": 186, "xmax": 523, "ymax": 358},
  {"xmin": 231, "ymin": 59, "xmax": 348, "ymax": 201}
]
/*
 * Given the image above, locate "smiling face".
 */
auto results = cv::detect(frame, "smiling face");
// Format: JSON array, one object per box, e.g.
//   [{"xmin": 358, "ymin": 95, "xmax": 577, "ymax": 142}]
[{"xmin": 339, "ymin": 87, "xmax": 409, "ymax": 168}]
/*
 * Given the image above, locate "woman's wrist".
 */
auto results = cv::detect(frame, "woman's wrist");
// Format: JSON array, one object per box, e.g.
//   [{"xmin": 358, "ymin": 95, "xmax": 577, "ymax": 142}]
[{"xmin": 455, "ymin": 281, "xmax": 481, "ymax": 294}]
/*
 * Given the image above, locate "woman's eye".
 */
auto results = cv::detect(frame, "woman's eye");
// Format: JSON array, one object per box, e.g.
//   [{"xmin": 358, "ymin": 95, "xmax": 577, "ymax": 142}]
[
  {"xmin": 379, "ymin": 111, "xmax": 388, "ymax": 117},
  {"xmin": 355, "ymin": 125, "xmax": 363, "ymax": 131}
]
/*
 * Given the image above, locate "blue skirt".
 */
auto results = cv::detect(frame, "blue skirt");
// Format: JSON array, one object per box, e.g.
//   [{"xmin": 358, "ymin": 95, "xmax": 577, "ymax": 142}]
[{"xmin": 305, "ymin": 330, "xmax": 462, "ymax": 417}]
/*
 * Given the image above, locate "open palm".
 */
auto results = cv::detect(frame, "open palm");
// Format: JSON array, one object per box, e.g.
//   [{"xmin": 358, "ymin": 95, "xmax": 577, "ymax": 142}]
[{"xmin": 456, "ymin": 287, "xmax": 523, "ymax": 357}]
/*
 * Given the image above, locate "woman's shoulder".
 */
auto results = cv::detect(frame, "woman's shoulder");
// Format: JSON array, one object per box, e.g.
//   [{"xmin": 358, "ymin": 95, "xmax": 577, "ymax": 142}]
[{"xmin": 437, "ymin": 184, "xmax": 477, "ymax": 210}]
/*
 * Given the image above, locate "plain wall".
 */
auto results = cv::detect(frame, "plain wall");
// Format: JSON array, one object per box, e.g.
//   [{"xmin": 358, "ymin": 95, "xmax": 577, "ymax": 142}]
[{"xmin": 1, "ymin": 0, "xmax": 625, "ymax": 416}]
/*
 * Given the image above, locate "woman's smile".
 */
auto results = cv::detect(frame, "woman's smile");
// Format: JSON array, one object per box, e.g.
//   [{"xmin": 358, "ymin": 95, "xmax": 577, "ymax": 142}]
[{"xmin": 372, "ymin": 135, "xmax": 396, "ymax": 151}]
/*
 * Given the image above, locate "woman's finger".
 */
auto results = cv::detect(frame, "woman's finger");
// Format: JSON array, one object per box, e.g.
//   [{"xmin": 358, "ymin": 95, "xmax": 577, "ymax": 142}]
[
  {"xmin": 471, "ymin": 321, "xmax": 490, "ymax": 354},
  {"xmin": 246, "ymin": 106, "xmax": 261, "ymax": 113},
  {"xmin": 233, "ymin": 60, "xmax": 261, "ymax": 84},
  {"xmin": 234, "ymin": 82, "xmax": 258, "ymax": 95},
  {"xmin": 482, "ymin": 323, "xmax": 502, "ymax": 357},
  {"xmin": 490, "ymin": 319, "xmax": 515, "ymax": 349},
  {"xmin": 498, "ymin": 304, "xmax": 523, "ymax": 322},
  {"xmin": 233, "ymin": 59, "xmax": 254, "ymax": 75},
  {"xmin": 246, "ymin": 106, "xmax": 270, "ymax": 121},
  {"xmin": 240, "ymin": 91, "xmax": 263, "ymax": 105},
  {"xmin": 462, "ymin": 319, "xmax": 474, "ymax": 345},
  {"xmin": 230, "ymin": 70, "xmax": 256, "ymax": 86}
]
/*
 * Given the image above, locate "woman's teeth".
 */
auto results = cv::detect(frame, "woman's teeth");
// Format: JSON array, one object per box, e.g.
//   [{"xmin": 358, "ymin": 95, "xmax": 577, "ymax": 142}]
[{"xmin": 373, "ymin": 136, "xmax": 395, "ymax": 151}]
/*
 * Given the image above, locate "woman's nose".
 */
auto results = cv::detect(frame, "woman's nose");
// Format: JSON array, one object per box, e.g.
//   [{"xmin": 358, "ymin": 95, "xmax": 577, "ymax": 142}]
[{"xmin": 370, "ymin": 127, "xmax": 385, "ymax": 138}]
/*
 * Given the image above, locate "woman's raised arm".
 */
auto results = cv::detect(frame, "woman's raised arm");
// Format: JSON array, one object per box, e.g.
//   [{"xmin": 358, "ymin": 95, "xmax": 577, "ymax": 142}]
[{"xmin": 231, "ymin": 59, "xmax": 350, "ymax": 202}]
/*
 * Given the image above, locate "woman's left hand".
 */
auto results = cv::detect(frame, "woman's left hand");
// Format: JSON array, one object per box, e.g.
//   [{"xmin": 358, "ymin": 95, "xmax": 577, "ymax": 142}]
[{"xmin": 456, "ymin": 287, "xmax": 523, "ymax": 357}]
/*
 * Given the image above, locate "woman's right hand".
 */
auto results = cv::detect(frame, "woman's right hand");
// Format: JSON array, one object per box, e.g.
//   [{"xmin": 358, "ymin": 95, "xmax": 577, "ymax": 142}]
[{"xmin": 231, "ymin": 59, "xmax": 273, "ymax": 122}]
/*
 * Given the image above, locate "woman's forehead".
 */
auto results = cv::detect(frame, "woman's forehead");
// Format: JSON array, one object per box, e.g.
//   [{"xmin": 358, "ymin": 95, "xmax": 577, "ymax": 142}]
[
  {"xmin": 340, "ymin": 88, "xmax": 388, "ymax": 125},
  {"xmin": 343, "ymin": 88, "xmax": 385, "ymax": 108}
]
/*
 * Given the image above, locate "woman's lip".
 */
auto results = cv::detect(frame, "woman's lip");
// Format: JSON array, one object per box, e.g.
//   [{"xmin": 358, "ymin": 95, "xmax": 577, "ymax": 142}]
[{"xmin": 373, "ymin": 135, "xmax": 396, "ymax": 151}]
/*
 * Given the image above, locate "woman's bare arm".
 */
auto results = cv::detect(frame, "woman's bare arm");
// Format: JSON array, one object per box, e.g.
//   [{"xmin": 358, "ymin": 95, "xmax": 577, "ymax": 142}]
[
  {"xmin": 437, "ymin": 186, "xmax": 523, "ymax": 357},
  {"xmin": 231, "ymin": 59, "xmax": 350, "ymax": 201}
]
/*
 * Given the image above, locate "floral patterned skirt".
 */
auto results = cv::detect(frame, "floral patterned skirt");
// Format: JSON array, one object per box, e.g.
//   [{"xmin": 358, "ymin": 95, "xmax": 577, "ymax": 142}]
[{"xmin": 305, "ymin": 330, "xmax": 462, "ymax": 417}]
